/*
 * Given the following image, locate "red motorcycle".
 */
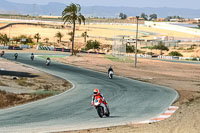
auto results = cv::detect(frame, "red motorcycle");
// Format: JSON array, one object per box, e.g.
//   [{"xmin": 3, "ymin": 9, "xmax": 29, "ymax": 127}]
[{"xmin": 93, "ymin": 96, "xmax": 110, "ymax": 118}]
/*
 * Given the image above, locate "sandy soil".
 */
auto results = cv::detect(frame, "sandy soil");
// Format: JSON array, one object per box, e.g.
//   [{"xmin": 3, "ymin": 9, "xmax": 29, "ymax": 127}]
[
  {"xmin": 0, "ymin": 57, "xmax": 72, "ymax": 109},
  {"xmin": 1, "ymin": 22, "xmax": 200, "ymax": 48},
  {"xmin": 51, "ymin": 53, "xmax": 200, "ymax": 133}
]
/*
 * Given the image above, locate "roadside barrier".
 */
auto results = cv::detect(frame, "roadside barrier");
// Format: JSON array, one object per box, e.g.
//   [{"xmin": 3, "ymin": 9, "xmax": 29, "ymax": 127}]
[
  {"xmin": 138, "ymin": 106, "xmax": 179, "ymax": 124},
  {"xmin": 0, "ymin": 45, "xmax": 22, "ymax": 50},
  {"xmin": 0, "ymin": 46, "xmax": 9, "ymax": 49},
  {"xmin": 36, "ymin": 45, "xmax": 54, "ymax": 51},
  {"xmin": 20, "ymin": 44, "xmax": 30, "ymax": 49}
]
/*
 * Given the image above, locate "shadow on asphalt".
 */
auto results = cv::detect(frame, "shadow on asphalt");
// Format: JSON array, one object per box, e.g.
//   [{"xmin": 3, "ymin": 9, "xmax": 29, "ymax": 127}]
[
  {"xmin": 107, "ymin": 116, "xmax": 121, "ymax": 118},
  {"xmin": 0, "ymin": 70, "xmax": 38, "ymax": 78}
]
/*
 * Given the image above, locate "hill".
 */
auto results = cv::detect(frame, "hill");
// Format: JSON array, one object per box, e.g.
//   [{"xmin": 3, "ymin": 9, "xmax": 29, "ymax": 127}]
[{"xmin": 0, "ymin": 0, "xmax": 200, "ymax": 18}]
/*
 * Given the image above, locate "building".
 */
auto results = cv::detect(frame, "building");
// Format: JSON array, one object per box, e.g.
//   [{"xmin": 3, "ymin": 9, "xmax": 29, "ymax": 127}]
[
  {"xmin": 157, "ymin": 18, "xmax": 165, "ymax": 22},
  {"xmin": 127, "ymin": 17, "xmax": 145, "ymax": 24}
]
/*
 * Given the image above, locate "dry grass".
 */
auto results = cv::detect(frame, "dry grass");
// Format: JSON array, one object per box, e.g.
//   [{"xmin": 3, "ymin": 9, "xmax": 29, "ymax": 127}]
[
  {"xmin": 0, "ymin": 81, "xmax": 8, "ymax": 86},
  {"xmin": 0, "ymin": 90, "xmax": 52, "ymax": 109},
  {"xmin": 16, "ymin": 77, "xmax": 35, "ymax": 87}
]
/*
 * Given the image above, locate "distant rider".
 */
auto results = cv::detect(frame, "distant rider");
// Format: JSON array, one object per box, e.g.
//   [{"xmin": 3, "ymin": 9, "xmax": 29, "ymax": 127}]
[
  {"xmin": 31, "ymin": 53, "xmax": 34, "ymax": 60},
  {"xmin": 46, "ymin": 57, "xmax": 51, "ymax": 65},
  {"xmin": 46, "ymin": 57, "xmax": 50, "ymax": 62},
  {"xmin": 92, "ymin": 88, "xmax": 107, "ymax": 113},
  {"xmin": 1, "ymin": 51, "xmax": 4, "ymax": 57},
  {"xmin": 14, "ymin": 53, "xmax": 18, "ymax": 60},
  {"xmin": 108, "ymin": 65, "xmax": 114, "ymax": 74}
]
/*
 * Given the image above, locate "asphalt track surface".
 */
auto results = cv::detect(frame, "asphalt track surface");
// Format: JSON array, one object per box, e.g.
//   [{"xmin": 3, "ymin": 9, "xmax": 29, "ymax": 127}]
[{"xmin": 0, "ymin": 53, "xmax": 178, "ymax": 133}]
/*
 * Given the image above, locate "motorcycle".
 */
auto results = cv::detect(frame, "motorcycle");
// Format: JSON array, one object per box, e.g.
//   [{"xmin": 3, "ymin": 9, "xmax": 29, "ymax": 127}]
[
  {"xmin": 30, "ymin": 55, "xmax": 34, "ymax": 61},
  {"xmin": 46, "ymin": 59, "xmax": 51, "ymax": 66},
  {"xmin": 108, "ymin": 70, "xmax": 114, "ymax": 79},
  {"xmin": 93, "ymin": 98, "xmax": 110, "ymax": 118},
  {"xmin": 1, "ymin": 51, "xmax": 4, "ymax": 57},
  {"xmin": 14, "ymin": 53, "xmax": 18, "ymax": 60}
]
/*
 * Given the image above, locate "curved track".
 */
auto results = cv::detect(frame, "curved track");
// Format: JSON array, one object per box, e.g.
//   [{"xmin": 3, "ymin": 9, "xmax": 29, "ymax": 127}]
[{"xmin": 0, "ymin": 53, "xmax": 178, "ymax": 132}]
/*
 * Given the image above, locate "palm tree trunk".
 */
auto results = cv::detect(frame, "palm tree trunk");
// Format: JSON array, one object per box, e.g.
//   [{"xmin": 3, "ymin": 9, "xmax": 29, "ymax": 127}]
[
  {"xmin": 72, "ymin": 21, "xmax": 76, "ymax": 55},
  {"xmin": 84, "ymin": 36, "xmax": 86, "ymax": 43}
]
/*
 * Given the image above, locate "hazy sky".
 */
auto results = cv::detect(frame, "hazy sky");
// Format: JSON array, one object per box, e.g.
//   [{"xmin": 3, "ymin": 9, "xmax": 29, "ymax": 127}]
[{"xmin": 6, "ymin": 0, "xmax": 200, "ymax": 9}]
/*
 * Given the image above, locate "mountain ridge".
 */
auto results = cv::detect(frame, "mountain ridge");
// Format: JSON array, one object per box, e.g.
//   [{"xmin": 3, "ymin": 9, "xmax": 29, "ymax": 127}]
[{"xmin": 0, "ymin": 0, "xmax": 199, "ymax": 18}]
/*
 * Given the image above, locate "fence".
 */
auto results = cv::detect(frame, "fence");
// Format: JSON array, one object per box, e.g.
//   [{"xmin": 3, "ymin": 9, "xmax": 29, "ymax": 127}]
[
  {"xmin": 36, "ymin": 45, "xmax": 54, "ymax": 51},
  {"xmin": 112, "ymin": 37, "xmax": 126, "ymax": 57}
]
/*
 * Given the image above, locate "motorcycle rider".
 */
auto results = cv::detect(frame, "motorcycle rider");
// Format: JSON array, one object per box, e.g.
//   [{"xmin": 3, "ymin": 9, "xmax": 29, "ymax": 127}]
[
  {"xmin": 92, "ymin": 88, "xmax": 107, "ymax": 113},
  {"xmin": 1, "ymin": 51, "xmax": 4, "ymax": 57},
  {"xmin": 108, "ymin": 65, "xmax": 114, "ymax": 74},
  {"xmin": 46, "ymin": 57, "xmax": 51, "ymax": 65},
  {"xmin": 30, "ymin": 53, "xmax": 34, "ymax": 60},
  {"xmin": 14, "ymin": 53, "xmax": 18, "ymax": 60}
]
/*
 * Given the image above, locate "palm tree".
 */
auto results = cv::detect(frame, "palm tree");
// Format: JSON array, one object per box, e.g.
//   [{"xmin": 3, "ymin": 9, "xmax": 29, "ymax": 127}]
[
  {"xmin": 68, "ymin": 32, "xmax": 73, "ymax": 42},
  {"xmin": 62, "ymin": 3, "xmax": 85, "ymax": 55},
  {"xmin": 0, "ymin": 33, "xmax": 9, "ymax": 45},
  {"xmin": 55, "ymin": 32, "xmax": 64, "ymax": 43},
  {"xmin": 81, "ymin": 31, "xmax": 89, "ymax": 43},
  {"xmin": 34, "ymin": 33, "xmax": 41, "ymax": 43}
]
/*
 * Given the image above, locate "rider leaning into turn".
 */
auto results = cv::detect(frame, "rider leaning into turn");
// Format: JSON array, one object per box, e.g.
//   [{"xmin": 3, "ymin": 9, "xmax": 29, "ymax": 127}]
[
  {"xmin": 92, "ymin": 88, "xmax": 107, "ymax": 112},
  {"xmin": 108, "ymin": 65, "xmax": 113, "ymax": 74}
]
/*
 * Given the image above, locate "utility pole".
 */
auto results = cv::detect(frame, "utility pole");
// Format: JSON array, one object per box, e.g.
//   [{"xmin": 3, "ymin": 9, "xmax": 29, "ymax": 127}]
[{"xmin": 135, "ymin": 16, "xmax": 139, "ymax": 68}]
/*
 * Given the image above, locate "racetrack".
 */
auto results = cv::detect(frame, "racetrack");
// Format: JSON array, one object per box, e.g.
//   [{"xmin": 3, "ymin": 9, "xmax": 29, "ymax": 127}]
[{"xmin": 0, "ymin": 53, "xmax": 178, "ymax": 133}]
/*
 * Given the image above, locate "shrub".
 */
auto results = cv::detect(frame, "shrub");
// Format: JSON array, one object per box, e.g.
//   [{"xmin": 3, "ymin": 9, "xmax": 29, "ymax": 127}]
[
  {"xmin": 85, "ymin": 40, "xmax": 100, "ymax": 50},
  {"xmin": 168, "ymin": 51, "xmax": 183, "ymax": 56},
  {"xmin": 146, "ymin": 52, "xmax": 154, "ymax": 55},
  {"xmin": 187, "ymin": 47, "xmax": 194, "ymax": 50},
  {"xmin": 152, "ymin": 42, "xmax": 169, "ymax": 55},
  {"xmin": 126, "ymin": 45, "xmax": 135, "ymax": 53},
  {"xmin": 177, "ymin": 47, "xmax": 184, "ymax": 50},
  {"xmin": 192, "ymin": 58, "xmax": 197, "ymax": 61}
]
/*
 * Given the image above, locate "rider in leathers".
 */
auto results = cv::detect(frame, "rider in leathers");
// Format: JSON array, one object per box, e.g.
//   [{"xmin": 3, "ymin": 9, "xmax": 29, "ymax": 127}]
[
  {"xmin": 108, "ymin": 66, "xmax": 114, "ymax": 74},
  {"xmin": 92, "ymin": 88, "xmax": 107, "ymax": 113}
]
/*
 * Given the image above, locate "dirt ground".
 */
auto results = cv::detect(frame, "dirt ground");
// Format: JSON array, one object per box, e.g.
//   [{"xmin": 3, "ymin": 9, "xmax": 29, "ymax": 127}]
[
  {"xmin": 51, "ymin": 53, "xmax": 200, "ymax": 133},
  {"xmin": 1, "ymin": 21, "xmax": 200, "ymax": 48},
  {"xmin": 0, "ymin": 57, "xmax": 72, "ymax": 109}
]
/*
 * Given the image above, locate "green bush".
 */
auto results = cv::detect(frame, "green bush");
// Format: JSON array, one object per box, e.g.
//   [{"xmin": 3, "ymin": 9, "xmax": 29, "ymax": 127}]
[
  {"xmin": 141, "ymin": 46, "xmax": 153, "ymax": 49},
  {"xmin": 168, "ymin": 51, "xmax": 183, "ymax": 56},
  {"xmin": 126, "ymin": 45, "xmax": 135, "ymax": 53},
  {"xmin": 152, "ymin": 43, "xmax": 169, "ymax": 51},
  {"xmin": 138, "ymin": 50, "xmax": 145, "ymax": 54},
  {"xmin": 192, "ymin": 58, "xmax": 197, "ymax": 61},
  {"xmin": 146, "ymin": 52, "xmax": 154, "ymax": 55},
  {"xmin": 187, "ymin": 47, "xmax": 194, "ymax": 50},
  {"xmin": 85, "ymin": 40, "xmax": 100, "ymax": 50},
  {"xmin": 177, "ymin": 47, "xmax": 184, "ymax": 50}
]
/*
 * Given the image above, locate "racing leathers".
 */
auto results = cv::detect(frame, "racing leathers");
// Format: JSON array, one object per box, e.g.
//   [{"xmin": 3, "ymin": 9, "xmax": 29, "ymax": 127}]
[{"xmin": 92, "ymin": 94, "xmax": 107, "ymax": 113}]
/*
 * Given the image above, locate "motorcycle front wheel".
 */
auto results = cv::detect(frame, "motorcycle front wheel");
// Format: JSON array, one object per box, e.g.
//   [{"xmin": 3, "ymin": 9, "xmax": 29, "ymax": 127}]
[
  {"xmin": 97, "ymin": 106, "xmax": 104, "ymax": 118},
  {"xmin": 105, "ymin": 106, "xmax": 110, "ymax": 117}
]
